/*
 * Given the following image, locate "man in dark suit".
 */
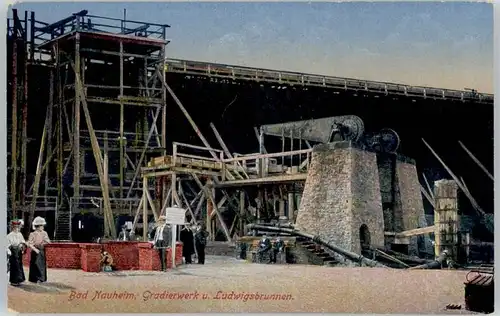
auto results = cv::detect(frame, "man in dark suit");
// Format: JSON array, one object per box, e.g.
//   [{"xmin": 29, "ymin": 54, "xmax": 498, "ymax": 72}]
[
  {"xmin": 117, "ymin": 225, "xmax": 132, "ymax": 241},
  {"xmin": 150, "ymin": 216, "xmax": 171, "ymax": 271},
  {"xmin": 180, "ymin": 225, "xmax": 195, "ymax": 264},
  {"xmin": 194, "ymin": 224, "xmax": 209, "ymax": 264}
]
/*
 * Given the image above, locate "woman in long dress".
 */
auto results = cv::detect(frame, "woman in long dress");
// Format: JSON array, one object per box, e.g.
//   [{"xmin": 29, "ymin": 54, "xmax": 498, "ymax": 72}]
[
  {"xmin": 7, "ymin": 219, "xmax": 26, "ymax": 286},
  {"xmin": 27, "ymin": 216, "xmax": 50, "ymax": 283}
]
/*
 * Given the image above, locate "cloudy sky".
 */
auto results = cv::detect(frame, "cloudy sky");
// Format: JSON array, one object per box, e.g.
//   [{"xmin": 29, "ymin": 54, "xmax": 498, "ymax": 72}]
[{"xmin": 12, "ymin": 2, "xmax": 493, "ymax": 92}]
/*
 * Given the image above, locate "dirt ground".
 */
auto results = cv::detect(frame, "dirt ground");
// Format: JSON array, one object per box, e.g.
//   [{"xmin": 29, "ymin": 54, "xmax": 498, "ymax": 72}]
[{"xmin": 8, "ymin": 256, "xmax": 473, "ymax": 313}]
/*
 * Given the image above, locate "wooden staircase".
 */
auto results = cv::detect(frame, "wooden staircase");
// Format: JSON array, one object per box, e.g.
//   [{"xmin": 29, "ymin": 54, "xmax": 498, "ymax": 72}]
[{"xmin": 295, "ymin": 237, "xmax": 338, "ymax": 266}]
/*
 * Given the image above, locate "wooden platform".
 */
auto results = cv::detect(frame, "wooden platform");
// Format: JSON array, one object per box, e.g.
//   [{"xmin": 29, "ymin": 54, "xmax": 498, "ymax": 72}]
[{"xmin": 143, "ymin": 154, "xmax": 309, "ymax": 186}]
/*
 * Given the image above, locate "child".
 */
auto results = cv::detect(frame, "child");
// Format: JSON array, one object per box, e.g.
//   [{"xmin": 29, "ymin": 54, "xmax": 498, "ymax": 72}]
[{"xmin": 100, "ymin": 251, "xmax": 114, "ymax": 272}]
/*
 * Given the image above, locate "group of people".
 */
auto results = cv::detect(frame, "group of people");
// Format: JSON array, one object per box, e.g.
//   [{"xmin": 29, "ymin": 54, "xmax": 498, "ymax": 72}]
[
  {"xmin": 7, "ymin": 216, "xmax": 50, "ymax": 286},
  {"xmin": 256, "ymin": 235, "xmax": 285, "ymax": 264},
  {"xmin": 149, "ymin": 216, "xmax": 209, "ymax": 271}
]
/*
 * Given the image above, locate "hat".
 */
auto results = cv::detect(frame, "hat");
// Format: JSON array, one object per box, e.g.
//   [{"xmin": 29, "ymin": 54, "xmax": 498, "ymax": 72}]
[
  {"xmin": 10, "ymin": 219, "xmax": 22, "ymax": 226},
  {"xmin": 32, "ymin": 216, "xmax": 47, "ymax": 229},
  {"xmin": 155, "ymin": 216, "xmax": 167, "ymax": 227}
]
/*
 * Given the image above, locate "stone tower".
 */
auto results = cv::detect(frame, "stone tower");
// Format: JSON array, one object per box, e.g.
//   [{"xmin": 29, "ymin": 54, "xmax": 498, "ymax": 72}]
[{"xmin": 295, "ymin": 142, "xmax": 385, "ymax": 255}]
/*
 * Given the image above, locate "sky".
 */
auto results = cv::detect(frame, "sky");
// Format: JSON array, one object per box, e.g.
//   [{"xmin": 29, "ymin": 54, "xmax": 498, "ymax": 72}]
[{"xmin": 11, "ymin": 2, "xmax": 493, "ymax": 93}]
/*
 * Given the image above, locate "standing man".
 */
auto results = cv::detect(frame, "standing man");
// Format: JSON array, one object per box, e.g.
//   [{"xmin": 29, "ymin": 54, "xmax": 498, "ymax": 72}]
[
  {"xmin": 180, "ymin": 225, "xmax": 195, "ymax": 264},
  {"xmin": 194, "ymin": 224, "xmax": 209, "ymax": 264},
  {"xmin": 151, "ymin": 216, "xmax": 171, "ymax": 271}
]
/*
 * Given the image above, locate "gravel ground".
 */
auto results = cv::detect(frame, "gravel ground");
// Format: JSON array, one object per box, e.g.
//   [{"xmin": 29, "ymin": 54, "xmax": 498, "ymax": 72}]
[{"xmin": 8, "ymin": 256, "xmax": 473, "ymax": 313}]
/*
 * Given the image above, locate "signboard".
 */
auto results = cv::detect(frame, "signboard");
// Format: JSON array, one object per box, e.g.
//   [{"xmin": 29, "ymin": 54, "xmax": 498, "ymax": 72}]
[
  {"xmin": 164, "ymin": 207, "xmax": 186, "ymax": 225},
  {"xmin": 164, "ymin": 207, "xmax": 186, "ymax": 269}
]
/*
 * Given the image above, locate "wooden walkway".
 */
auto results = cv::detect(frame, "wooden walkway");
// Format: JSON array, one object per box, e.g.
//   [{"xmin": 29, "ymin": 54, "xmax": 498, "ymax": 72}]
[{"xmin": 165, "ymin": 58, "xmax": 493, "ymax": 104}]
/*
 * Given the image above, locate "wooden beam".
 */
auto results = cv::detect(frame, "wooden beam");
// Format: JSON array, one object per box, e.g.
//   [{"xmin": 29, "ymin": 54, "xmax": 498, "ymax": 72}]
[
  {"xmin": 69, "ymin": 57, "xmax": 116, "ymax": 238},
  {"xmin": 458, "ymin": 140, "xmax": 494, "ymax": 181},
  {"xmin": 215, "ymin": 173, "xmax": 308, "ymax": 188},
  {"xmin": 422, "ymin": 138, "xmax": 485, "ymax": 216},
  {"xmin": 191, "ymin": 173, "xmax": 231, "ymax": 241},
  {"xmin": 385, "ymin": 225, "xmax": 435, "ymax": 237}
]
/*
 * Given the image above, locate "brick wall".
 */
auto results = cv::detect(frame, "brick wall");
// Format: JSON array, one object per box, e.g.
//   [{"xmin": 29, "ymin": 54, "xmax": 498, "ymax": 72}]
[
  {"xmin": 296, "ymin": 142, "xmax": 384, "ymax": 255},
  {"xmin": 23, "ymin": 243, "xmax": 82, "ymax": 269},
  {"xmin": 22, "ymin": 242, "xmax": 184, "ymax": 272},
  {"xmin": 103, "ymin": 242, "xmax": 140, "ymax": 270}
]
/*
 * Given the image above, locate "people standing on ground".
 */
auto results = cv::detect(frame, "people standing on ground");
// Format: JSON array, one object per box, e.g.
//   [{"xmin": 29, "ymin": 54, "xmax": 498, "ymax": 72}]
[
  {"xmin": 7, "ymin": 219, "xmax": 26, "ymax": 286},
  {"xmin": 27, "ymin": 216, "xmax": 50, "ymax": 283},
  {"xmin": 117, "ymin": 224, "xmax": 132, "ymax": 241},
  {"xmin": 151, "ymin": 216, "xmax": 171, "ymax": 271},
  {"xmin": 194, "ymin": 224, "xmax": 209, "ymax": 264},
  {"xmin": 180, "ymin": 224, "xmax": 194, "ymax": 264}
]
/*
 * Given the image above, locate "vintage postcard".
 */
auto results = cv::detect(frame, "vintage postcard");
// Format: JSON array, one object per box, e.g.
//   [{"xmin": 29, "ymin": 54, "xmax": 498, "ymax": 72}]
[{"xmin": 5, "ymin": 1, "xmax": 494, "ymax": 314}]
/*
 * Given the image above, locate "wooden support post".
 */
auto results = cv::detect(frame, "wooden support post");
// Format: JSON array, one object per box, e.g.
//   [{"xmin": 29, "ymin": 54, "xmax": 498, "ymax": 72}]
[
  {"xmin": 69, "ymin": 58, "xmax": 116, "ymax": 238},
  {"xmin": 44, "ymin": 70, "xmax": 54, "ymax": 205},
  {"xmin": 254, "ymin": 127, "xmax": 268, "ymax": 153},
  {"xmin": 281, "ymin": 128, "xmax": 285, "ymax": 166},
  {"xmin": 20, "ymin": 17, "xmax": 29, "ymax": 206},
  {"xmin": 433, "ymin": 180, "xmax": 459, "ymax": 260},
  {"xmin": 171, "ymin": 173, "xmax": 178, "ymax": 206},
  {"xmin": 103, "ymin": 132, "xmax": 110, "ymax": 237},
  {"xmin": 160, "ymin": 47, "xmax": 167, "ymax": 155},
  {"xmin": 131, "ymin": 196, "xmax": 143, "ymax": 232},
  {"xmin": 279, "ymin": 199, "xmax": 286, "ymax": 219},
  {"xmin": 119, "ymin": 41, "xmax": 125, "ymax": 200},
  {"xmin": 125, "ymin": 106, "xmax": 161, "ymax": 198},
  {"xmin": 191, "ymin": 174, "xmax": 231, "ymax": 241},
  {"xmin": 73, "ymin": 32, "xmax": 81, "ymax": 201},
  {"xmin": 288, "ymin": 191, "xmax": 294, "ymax": 219},
  {"xmin": 28, "ymin": 105, "xmax": 50, "ymax": 227},
  {"xmin": 239, "ymin": 190, "xmax": 245, "ymax": 236},
  {"xmin": 259, "ymin": 127, "xmax": 265, "ymax": 177},
  {"xmin": 56, "ymin": 43, "xmax": 63, "ymax": 211},
  {"xmin": 142, "ymin": 177, "xmax": 148, "ymax": 241},
  {"xmin": 10, "ymin": 33, "xmax": 18, "ymax": 218},
  {"xmin": 289, "ymin": 129, "xmax": 293, "ymax": 169},
  {"xmin": 145, "ymin": 188, "xmax": 159, "ymax": 221}
]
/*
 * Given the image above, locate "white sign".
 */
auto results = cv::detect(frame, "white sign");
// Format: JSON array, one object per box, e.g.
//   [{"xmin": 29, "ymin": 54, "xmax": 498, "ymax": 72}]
[{"xmin": 164, "ymin": 207, "xmax": 186, "ymax": 225}]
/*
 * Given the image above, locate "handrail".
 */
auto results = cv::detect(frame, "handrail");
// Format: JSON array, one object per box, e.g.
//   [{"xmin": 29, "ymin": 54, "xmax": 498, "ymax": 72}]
[
  {"xmin": 172, "ymin": 142, "xmax": 224, "ymax": 167},
  {"xmin": 223, "ymin": 149, "xmax": 313, "ymax": 163}
]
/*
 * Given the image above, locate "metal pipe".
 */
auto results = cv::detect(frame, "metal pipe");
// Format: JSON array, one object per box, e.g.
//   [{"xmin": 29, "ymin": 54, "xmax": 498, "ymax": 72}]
[{"xmin": 246, "ymin": 224, "xmax": 387, "ymax": 268}]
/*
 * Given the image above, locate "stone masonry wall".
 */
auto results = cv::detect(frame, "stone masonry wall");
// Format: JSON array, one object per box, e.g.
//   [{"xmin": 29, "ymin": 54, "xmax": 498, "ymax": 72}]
[
  {"xmin": 295, "ymin": 142, "xmax": 385, "ymax": 254},
  {"xmin": 349, "ymin": 149, "xmax": 385, "ymax": 254},
  {"xmin": 393, "ymin": 159, "xmax": 427, "ymax": 256}
]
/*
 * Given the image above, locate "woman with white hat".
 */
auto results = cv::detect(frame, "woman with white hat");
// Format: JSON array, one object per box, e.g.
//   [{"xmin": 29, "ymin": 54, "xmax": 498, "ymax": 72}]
[
  {"xmin": 7, "ymin": 219, "xmax": 26, "ymax": 286},
  {"xmin": 27, "ymin": 216, "xmax": 50, "ymax": 283}
]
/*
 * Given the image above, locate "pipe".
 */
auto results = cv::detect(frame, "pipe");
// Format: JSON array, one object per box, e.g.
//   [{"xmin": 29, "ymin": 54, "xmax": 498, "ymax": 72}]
[
  {"xmin": 246, "ymin": 224, "xmax": 387, "ymax": 268},
  {"xmin": 408, "ymin": 251, "xmax": 448, "ymax": 270}
]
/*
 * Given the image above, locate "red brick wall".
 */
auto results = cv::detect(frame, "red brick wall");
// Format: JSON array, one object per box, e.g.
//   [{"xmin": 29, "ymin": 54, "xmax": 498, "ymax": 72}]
[
  {"xmin": 21, "ymin": 242, "xmax": 184, "ymax": 272},
  {"xmin": 23, "ymin": 242, "xmax": 82, "ymax": 269},
  {"xmin": 80, "ymin": 244, "xmax": 103, "ymax": 272},
  {"xmin": 103, "ymin": 241, "xmax": 140, "ymax": 270}
]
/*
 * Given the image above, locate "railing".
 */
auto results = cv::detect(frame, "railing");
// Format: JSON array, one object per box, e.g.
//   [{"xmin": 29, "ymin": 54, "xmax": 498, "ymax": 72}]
[
  {"xmin": 224, "ymin": 149, "xmax": 313, "ymax": 177},
  {"xmin": 22, "ymin": 195, "xmax": 58, "ymax": 211},
  {"xmin": 165, "ymin": 58, "xmax": 494, "ymax": 104},
  {"xmin": 172, "ymin": 142, "xmax": 224, "ymax": 168}
]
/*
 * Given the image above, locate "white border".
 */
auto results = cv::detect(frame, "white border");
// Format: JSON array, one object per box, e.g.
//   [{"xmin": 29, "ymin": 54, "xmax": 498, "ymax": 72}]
[{"xmin": 1, "ymin": 1, "xmax": 498, "ymax": 316}]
